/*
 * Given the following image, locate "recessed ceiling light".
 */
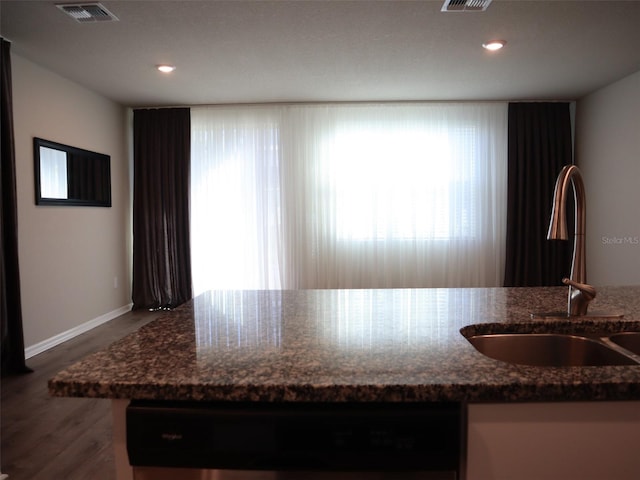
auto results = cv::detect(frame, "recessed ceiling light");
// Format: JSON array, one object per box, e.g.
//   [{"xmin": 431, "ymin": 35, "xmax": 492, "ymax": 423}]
[
  {"xmin": 157, "ymin": 65, "xmax": 176, "ymax": 73},
  {"xmin": 482, "ymin": 40, "xmax": 506, "ymax": 51}
]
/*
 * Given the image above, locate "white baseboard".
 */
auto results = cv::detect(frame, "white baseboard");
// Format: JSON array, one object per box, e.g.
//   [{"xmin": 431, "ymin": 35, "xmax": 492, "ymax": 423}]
[{"xmin": 24, "ymin": 304, "xmax": 133, "ymax": 359}]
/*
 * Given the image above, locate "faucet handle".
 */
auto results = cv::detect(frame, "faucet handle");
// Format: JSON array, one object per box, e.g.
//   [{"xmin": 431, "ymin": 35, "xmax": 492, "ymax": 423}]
[
  {"xmin": 562, "ymin": 278, "xmax": 596, "ymax": 316},
  {"xmin": 562, "ymin": 278, "xmax": 596, "ymax": 300}
]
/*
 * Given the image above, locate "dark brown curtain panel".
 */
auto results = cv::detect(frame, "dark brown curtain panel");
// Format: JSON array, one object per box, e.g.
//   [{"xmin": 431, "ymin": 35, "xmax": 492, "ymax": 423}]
[
  {"xmin": 504, "ymin": 102, "xmax": 573, "ymax": 287},
  {"xmin": 1, "ymin": 38, "xmax": 31, "ymax": 375},
  {"xmin": 132, "ymin": 108, "xmax": 192, "ymax": 310}
]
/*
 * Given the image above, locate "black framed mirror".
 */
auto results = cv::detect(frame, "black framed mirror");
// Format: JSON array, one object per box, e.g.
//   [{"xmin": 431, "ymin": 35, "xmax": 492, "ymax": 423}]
[{"xmin": 34, "ymin": 137, "xmax": 111, "ymax": 207}]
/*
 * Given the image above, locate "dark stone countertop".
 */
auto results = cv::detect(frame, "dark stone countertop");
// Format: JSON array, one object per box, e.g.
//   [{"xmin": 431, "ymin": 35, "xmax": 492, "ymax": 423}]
[{"xmin": 49, "ymin": 286, "xmax": 640, "ymax": 403}]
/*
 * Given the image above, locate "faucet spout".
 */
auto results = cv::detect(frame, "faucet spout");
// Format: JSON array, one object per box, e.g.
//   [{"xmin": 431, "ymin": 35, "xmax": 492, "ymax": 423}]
[{"xmin": 547, "ymin": 165, "xmax": 594, "ymax": 316}]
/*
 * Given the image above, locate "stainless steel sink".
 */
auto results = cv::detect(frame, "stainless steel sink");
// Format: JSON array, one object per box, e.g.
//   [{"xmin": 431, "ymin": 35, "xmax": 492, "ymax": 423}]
[
  {"xmin": 466, "ymin": 333, "xmax": 638, "ymax": 367},
  {"xmin": 608, "ymin": 332, "xmax": 640, "ymax": 355}
]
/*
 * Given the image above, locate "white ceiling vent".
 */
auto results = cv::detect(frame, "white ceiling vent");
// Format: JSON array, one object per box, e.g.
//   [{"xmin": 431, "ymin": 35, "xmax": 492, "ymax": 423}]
[
  {"xmin": 56, "ymin": 3, "xmax": 119, "ymax": 23},
  {"xmin": 441, "ymin": 0, "xmax": 493, "ymax": 12}
]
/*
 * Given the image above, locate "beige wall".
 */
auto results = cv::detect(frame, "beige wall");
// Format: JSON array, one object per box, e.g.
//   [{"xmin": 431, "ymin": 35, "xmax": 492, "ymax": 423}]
[
  {"xmin": 576, "ymin": 69, "xmax": 640, "ymax": 286},
  {"xmin": 12, "ymin": 53, "xmax": 131, "ymax": 350}
]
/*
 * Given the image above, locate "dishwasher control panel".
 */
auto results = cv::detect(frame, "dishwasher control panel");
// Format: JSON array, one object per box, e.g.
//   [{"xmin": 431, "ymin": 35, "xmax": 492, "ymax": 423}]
[{"xmin": 127, "ymin": 401, "xmax": 462, "ymax": 472}]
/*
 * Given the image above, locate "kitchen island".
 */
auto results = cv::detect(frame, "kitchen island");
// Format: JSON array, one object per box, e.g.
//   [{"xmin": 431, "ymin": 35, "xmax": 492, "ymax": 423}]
[{"xmin": 49, "ymin": 286, "xmax": 640, "ymax": 479}]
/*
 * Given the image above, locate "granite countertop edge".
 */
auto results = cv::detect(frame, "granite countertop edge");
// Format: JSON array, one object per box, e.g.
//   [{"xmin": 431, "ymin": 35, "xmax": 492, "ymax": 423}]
[{"xmin": 48, "ymin": 380, "xmax": 640, "ymax": 403}]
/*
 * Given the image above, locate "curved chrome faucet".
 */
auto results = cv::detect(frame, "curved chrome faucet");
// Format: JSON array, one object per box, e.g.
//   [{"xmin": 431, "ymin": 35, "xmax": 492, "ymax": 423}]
[{"xmin": 547, "ymin": 165, "xmax": 596, "ymax": 316}]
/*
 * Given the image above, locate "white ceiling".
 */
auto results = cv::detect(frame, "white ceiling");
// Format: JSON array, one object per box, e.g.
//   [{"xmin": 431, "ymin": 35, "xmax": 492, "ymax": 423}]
[{"xmin": 1, "ymin": 0, "xmax": 640, "ymax": 108}]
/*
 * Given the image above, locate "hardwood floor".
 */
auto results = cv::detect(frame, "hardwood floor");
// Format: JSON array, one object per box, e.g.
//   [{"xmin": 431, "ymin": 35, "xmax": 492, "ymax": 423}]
[{"xmin": 1, "ymin": 308, "xmax": 163, "ymax": 480}]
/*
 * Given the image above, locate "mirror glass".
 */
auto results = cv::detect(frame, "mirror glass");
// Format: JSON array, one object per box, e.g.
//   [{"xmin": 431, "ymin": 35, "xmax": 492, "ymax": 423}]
[{"xmin": 34, "ymin": 137, "xmax": 111, "ymax": 207}]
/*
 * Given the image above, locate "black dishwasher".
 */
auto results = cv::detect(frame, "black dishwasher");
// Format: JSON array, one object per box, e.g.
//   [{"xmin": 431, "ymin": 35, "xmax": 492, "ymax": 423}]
[{"xmin": 127, "ymin": 401, "xmax": 463, "ymax": 479}]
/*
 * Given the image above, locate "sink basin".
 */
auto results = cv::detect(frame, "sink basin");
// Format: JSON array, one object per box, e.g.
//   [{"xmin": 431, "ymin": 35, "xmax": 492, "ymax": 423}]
[
  {"xmin": 608, "ymin": 332, "xmax": 640, "ymax": 355},
  {"xmin": 467, "ymin": 333, "xmax": 638, "ymax": 367}
]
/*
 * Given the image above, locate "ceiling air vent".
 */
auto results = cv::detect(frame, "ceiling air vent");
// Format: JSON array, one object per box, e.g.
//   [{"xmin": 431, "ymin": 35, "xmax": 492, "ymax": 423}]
[
  {"xmin": 441, "ymin": 0, "xmax": 493, "ymax": 12},
  {"xmin": 56, "ymin": 3, "xmax": 119, "ymax": 23}
]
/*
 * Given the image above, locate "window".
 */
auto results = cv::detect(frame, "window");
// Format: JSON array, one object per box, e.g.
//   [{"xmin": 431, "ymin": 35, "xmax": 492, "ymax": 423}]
[{"xmin": 327, "ymin": 127, "xmax": 478, "ymax": 241}]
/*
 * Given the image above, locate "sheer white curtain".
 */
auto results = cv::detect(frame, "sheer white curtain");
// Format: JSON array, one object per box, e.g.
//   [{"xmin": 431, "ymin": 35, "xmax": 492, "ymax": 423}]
[
  {"xmin": 191, "ymin": 107, "xmax": 285, "ymax": 294},
  {"xmin": 191, "ymin": 103, "xmax": 507, "ymax": 294}
]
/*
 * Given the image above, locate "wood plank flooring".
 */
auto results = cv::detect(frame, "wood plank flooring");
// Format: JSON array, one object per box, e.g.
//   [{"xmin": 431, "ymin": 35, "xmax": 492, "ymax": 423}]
[{"xmin": 1, "ymin": 308, "xmax": 163, "ymax": 480}]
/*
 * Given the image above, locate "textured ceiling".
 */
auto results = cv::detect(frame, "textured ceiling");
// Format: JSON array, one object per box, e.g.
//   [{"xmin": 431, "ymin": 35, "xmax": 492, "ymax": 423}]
[{"xmin": 1, "ymin": 0, "xmax": 640, "ymax": 107}]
